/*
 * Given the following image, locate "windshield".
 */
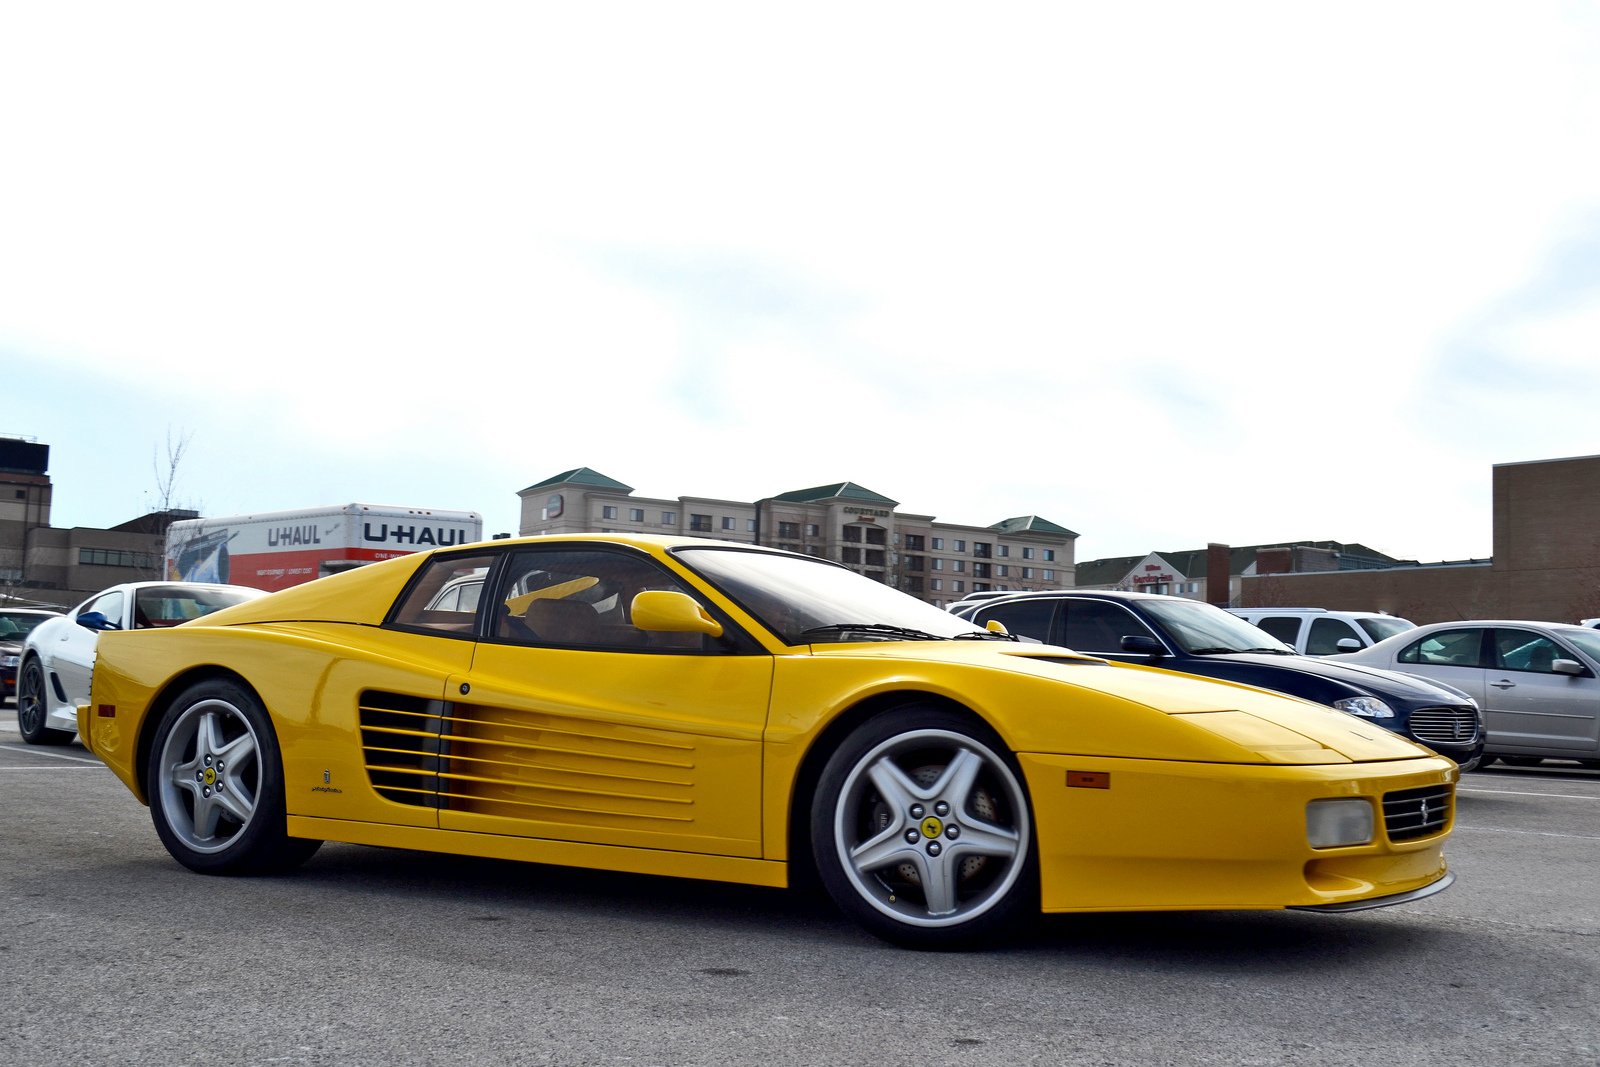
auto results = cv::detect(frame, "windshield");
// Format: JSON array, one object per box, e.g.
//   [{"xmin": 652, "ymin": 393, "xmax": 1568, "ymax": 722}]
[
  {"xmin": 1558, "ymin": 626, "xmax": 1600, "ymax": 663},
  {"xmin": 0, "ymin": 612, "xmax": 52, "ymax": 639},
  {"xmin": 1140, "ymin": 599, "xmax": 1294, "ymax": 654},
  {"xmin": 1359, "ymin": 616, "xmax": 1414, "ymax": 642},
  {"xmin": 675, "ymin": 547, "xmax": 989, "ymax": 644}
]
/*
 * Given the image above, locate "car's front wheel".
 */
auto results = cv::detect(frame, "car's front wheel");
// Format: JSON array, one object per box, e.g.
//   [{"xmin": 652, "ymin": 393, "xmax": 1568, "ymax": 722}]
[
  {"xmin": 16, "ymin": 656, "xmax": 74, "ymax": 746},
  {"xmin": 811, "ymin": 706, "xmax": 1037, "ymax": 949},
  {"xmin": 146, "ymin": 679, "xmax": 321, "ymax": 875}
]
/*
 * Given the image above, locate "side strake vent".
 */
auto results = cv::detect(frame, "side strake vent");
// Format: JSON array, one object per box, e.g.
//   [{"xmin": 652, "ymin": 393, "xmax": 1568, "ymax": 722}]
[
  {"xmin": 359, "ymin": 692, "xmax": 449, "ymax": 808},
  {"xmin": 1383, "ymin": 784, "xmax": 1453, "ymax": 841},
  {"xmin": 358, "ymin": 690, "xmax": 696, "ymax": 827}
]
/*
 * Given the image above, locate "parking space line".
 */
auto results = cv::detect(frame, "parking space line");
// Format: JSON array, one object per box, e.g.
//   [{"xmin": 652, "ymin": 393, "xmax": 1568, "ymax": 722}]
[
  {"xmin": 1459, "ymin": 787, "xmax": 1598, "ymax": 801},
  {"xmin": 1453, "ymin": 824, "xmax": 1600, "ymax": 841}
]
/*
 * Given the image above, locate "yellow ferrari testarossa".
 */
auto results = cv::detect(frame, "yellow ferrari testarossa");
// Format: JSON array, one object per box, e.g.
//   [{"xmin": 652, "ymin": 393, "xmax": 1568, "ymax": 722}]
[{"xmin": 83, "ymin": 535, "xmax": 1456, "ymax": 948}]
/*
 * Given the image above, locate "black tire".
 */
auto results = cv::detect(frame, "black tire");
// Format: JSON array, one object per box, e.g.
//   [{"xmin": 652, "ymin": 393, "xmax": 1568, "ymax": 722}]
[
  {"xmin": 16, "ymin": 656, "xmax": 74, "ymax": 746},
  {"xmin": 1470, "ymin": 754, "xmax": 1496, "ymax": 771},
  {"xmin": 810, "ymin": 705, "xmax": 1037, "ymax": 949},
  {"xmin": 145, "ymin": 678, "xmax": 322, "ymax": 875}
]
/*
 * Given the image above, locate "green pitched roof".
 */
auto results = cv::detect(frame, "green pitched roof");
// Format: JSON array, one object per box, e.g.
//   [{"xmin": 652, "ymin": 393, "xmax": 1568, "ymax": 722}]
[
  {"xmin": 773, "ymin": 481, "xmax": 899, "ymax": 506},
  {"xmin": 520, "ymin": 467, "xmax": 634, "ymax": 493},
  {"xmin": 991, "ymin": 515, "xmax": 1078, "ymax": 538}
]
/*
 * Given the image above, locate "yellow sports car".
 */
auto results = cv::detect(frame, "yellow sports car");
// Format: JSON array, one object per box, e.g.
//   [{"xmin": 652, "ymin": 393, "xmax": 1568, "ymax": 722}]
[{"xmin": 83, "ymin": 534, "xmax": 1456, "ymax": 948}]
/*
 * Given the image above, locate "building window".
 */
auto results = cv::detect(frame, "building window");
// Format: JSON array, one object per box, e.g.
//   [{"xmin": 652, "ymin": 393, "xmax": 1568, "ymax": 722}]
[
  {"xmin": 998, "ymin": 545, "xmax": 1009, "ymax": 558},
  {"xmin": 953, "ymin": 540, "xmax": 966, "ymax": 553},
  {"xmin": 1044, "ymin": 549, "xmax": 1056, "ymax": 562},
  {"xmin": 662, "ymin": 511, "xmax": 677, "ymax": 525},
  {"xmin": 747, "ymin": 519, "xmax": 758, "ymax": 532},
  {"xmin": 931, "ymin": 558, "xmax": 943, "ymax": 571},
  {"xmin": 842, "ymin": 526, "xmax": 863, "ymax": 543},
  {"xmin": 865, "ymin": 527, "xmax": 886, "ymax": 546},
  {"xmin": 722, "ymin": 516, "xmax": 736, "ymax": 531},
  {"xmin": 997, "ymin": 565, "xmax": 1009, "ymax": 577},
  {"xmin": 931, "ymin": 579, "xmax": 943, "ymax": 591},
  {"xmin": 690, "ymin": 513, "xmax": 713, "ymax": 532},
  {"xmin": 842, "ymin": 547, "xmax": 861, "ymax": 564},
  {"xmin": 907, "ymin": 576, "xmax": 924, "ymax": 593},
  {"xmin": 629, "ymin": 508, "xmax": 645, "ymax": 522},
  {"xmin": 1022, "ymin": 547, "xmax": 1035, "ymax": 560},
  {"xmin": 1043, "ymin": 569, "xmax": 1054, "ymax": 580},
  {"xmin": 1023, "ymin": 568, "xmax": 1034, "ymax": 579},
  {"xmin": 952, "ymin": 560, "xmax": 964, "ymax": 573},
  {"xmin": 904, "ymin": 534, "xmax": 925, "ymax": 551},
  {"xmin": 806, "ymin": 523, "xmax": 820, "ymax": 537},
  {"xmin": 904, "ymin": 555, "xmax": 925, "ymax": 572},
  {"xmin": 778, "ymin": 521, "xmax": 800, "ymax": 539},
  {"xmin": 974, "ymin": 542, "xmax": 992, "ymax": 559},
  {"xmin": 953, "ymin": 581, "xmax": 964, "ymax": 593},
  {"xmin": 865, "ymin": 549, "xmax": 885, "ymax": 567},
  {"xmin": 78, "ymin": 547, "xmax": 158, "ymax": 569},
  {"xmin": 932, "ymin": 537, "xmax": 944, "ymax": 550},
  {"xmin": 602, "ymin": 505, "xmax": 618, "ymax": 520}
]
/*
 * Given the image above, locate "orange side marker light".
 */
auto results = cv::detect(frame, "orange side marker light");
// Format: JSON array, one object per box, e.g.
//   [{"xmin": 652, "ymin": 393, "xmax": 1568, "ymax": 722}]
[{"xmin": 1066, "ymin": 770, "xmax": 1110, "ymax": 789}]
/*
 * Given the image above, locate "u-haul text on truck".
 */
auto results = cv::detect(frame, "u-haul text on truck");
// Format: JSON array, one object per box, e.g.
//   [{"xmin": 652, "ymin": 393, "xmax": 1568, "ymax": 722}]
[{"xmin": 165, "ymin": 504, "xmax": 485, "ymax": 592}]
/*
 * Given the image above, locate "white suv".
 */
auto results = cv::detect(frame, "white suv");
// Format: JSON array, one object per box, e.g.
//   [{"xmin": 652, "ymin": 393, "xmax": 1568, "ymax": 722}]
[{"xmin": 1228, "ymin": 607, "xmax": 1415, "ymax": 656}]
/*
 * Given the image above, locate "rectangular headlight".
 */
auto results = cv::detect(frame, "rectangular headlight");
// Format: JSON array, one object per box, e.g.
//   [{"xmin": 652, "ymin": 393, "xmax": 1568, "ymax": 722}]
[{"xmin": 1306, "ymin": 798, "xmax": 1374, "ymax": 849}]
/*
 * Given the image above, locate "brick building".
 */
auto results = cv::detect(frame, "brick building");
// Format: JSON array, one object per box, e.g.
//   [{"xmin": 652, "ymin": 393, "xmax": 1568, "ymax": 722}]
[{"xmin": 1238, "ymin": 454, "xmax": 1600, "ymax": 625}]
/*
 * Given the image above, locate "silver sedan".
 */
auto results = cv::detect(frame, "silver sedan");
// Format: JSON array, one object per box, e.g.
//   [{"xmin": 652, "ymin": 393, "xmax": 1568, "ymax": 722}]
[{"xmin": 1335, "ymin": 620, "xmax": 1600, "ymax": 769}]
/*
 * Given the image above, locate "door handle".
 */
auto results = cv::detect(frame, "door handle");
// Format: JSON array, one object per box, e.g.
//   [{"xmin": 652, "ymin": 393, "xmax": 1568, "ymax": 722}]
[{"xmin": 1489, "ymin": 679, "xmax": 1516, "ymax": 690}]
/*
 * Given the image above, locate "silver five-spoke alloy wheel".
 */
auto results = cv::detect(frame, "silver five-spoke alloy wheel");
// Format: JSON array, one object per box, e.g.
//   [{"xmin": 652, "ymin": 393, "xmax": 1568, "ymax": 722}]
[
  {"xmin": 813, "ymin": 710, "xmax": 1036, "ymax": 947},
  {"xmin": 154, "ymin": 695, "xmax": 263, "ymax": 854}
]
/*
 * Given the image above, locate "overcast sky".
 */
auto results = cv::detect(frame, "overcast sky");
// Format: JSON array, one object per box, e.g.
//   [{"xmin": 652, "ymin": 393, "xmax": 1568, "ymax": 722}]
[{"xmin": 5, "ymin": 3, "xmax": 1598, "ymax": 564}]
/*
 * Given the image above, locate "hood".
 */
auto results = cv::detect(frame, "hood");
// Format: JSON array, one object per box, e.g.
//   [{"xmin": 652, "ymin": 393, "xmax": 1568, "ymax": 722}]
[
  {"xmin": 1216, "ymin": 652, "xmax": 1468, "ymax": 702},
  {"xmin": 811, "ymin": 642, "xmax": 1433, "ymax": 765}
]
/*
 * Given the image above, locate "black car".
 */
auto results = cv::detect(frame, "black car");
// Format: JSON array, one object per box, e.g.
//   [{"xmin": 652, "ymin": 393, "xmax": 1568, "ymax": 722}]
[{"xmin": 967, "ymin": 590, "xmax": 1484, "ymax": 767}]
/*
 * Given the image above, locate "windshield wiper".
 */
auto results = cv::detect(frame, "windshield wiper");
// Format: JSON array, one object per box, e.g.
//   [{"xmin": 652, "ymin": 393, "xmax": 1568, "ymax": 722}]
[
  {"xmin": 953, "ymin": 629, "xmax": 1019, "ymax": 642},
  {"xmin": 1186, "ymin": 647, "xmax": 1242, "ymax": 655},
  {"xmin": 1240, "ymin": 646, "xmax": 1295, "ymax": 655},
  {"xmin": 797, "ymin": 623, "xmax": 945, "ymax": 641}
]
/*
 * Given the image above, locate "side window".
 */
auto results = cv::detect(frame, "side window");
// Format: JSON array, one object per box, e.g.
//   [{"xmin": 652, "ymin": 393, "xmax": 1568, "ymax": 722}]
[
  {"xmin": 977, "ymin": 599, "xmax": 1057, "ymax": 643},
  {"xmin": 493, "ymin": 548, "xmax": 706, "ymax": 652},
  {"xmin": 1306, "ymin": 618, "xmax": 1362, "ymax": 656},
  {"xmin": 1060, "ymin": 600, "xmax": 1152, "ymax": 654},
  {"xmin": 1399, "ymin": 628, "xmax": 1484, "ymax": 667},
  {"xmin": 82, "ymin": 590, "xmax": 126, "ymax": 629},
  {"xmin": 1255, "ymin": 616, "xmax": 1303, "ymax": 646},
  {"xmin": 1493, "ymin": 629, "xmax": 1563, "ymax": 674},
  {"xmin": 389, "ymin": 553, "xmax": 499, "ymax": 635}
]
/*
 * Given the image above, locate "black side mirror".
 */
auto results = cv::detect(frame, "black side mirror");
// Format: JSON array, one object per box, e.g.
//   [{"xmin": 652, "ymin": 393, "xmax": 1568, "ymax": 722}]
[
  {"xmin": 1121, "ymin": 634, "xmax": 1164, "ymax": 659},
  {"xmin": 75, "ymin": 611, "xmax": 119, "ymax": 632}
]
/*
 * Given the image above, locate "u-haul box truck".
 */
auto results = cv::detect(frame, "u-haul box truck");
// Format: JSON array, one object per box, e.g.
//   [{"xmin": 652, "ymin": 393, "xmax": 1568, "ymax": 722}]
[{"xmin": 165, "ymin": 503, "xmax": 485, "ymax": 593}]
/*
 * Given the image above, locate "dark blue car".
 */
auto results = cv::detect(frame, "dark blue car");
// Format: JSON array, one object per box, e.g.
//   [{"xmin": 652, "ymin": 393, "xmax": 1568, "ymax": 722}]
[{"xmin": 966, "ymin": 590, "xmax": 1484, "ymax": 768}]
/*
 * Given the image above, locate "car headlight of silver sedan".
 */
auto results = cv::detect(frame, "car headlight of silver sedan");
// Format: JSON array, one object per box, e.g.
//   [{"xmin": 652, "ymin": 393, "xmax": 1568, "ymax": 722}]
[{"xmin": 1333, "ymin": 695, "xmax": 1395, "ymax": 719}]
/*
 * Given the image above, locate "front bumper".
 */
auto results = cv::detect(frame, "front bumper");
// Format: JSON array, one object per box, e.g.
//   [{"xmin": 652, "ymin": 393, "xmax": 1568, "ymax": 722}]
[{"xmin": 1020, "ymin": 752, "xmax": 1455, "ymax": 913}]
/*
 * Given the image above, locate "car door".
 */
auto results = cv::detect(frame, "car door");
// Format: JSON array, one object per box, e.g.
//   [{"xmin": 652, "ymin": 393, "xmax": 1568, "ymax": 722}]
[
  {"xmin": 1393, "ymin": 627, "xmax": 1491, "ymax": 708},
  {"xmin": 441, "ymin": 546, "xmax": 773, "ymax": 858},
  {"xmin": 50, "ymin": 589, "xmax": 124, "ymax": 707},
  {"xmin": 1483, "ymin": 628, "xmax": 1600, "ymax": 756}
]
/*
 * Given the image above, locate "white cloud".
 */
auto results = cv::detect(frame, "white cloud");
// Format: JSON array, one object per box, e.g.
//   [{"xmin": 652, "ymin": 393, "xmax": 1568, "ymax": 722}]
[{"xmin": 6, "ymin": 3, "xmax": 1600, "ymax": 564}]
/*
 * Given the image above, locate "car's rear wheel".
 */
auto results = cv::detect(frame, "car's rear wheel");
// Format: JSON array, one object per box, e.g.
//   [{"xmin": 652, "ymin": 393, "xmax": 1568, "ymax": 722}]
[
  {"xmin": 16, "ymin": 656, "xmax": 74, "ymax": 746},
  {"xmin": 146, "ymin": 679, "xmax": 321, "ymax": 875},
  {"xmin": 811, "ymin": 706, "xmax": 1037, "ymax": 949},
  {"xmin": 1471, "ymin": 754, "xmax": 1496, "ymax": 771}
]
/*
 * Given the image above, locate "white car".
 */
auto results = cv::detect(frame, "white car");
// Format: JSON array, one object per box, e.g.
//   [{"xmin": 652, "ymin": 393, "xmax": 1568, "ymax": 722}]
[
  {"xmin": 16, "ymin": 581, "xmax": 266, "ymax": 745},
  {"xmin": 1334, "ymin": 619, "xmax": 1600, "ymax": 769}
]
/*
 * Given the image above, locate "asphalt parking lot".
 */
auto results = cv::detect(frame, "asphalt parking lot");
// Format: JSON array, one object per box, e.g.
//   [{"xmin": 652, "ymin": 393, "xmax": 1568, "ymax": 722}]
[{"xmin": 2, "ymin": 708, "xmax": 1596, "ymax": 1067}]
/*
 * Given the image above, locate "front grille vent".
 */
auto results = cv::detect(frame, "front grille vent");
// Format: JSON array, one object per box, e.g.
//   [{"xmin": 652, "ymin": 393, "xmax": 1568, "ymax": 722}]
[
  {"xmin": 1383, "ymin": 784, "xmax": 1453, "ymax": 841},
  {"xmin": 1408, "ymin": 706, "xmax": 1481, "ymax": 746}
]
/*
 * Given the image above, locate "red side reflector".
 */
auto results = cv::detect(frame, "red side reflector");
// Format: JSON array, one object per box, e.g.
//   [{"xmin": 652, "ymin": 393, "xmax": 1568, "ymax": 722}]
[
  {"xmin": 1066, "ymin": 770, "xmax": 1109, "ymax": 789},
  {"xmin": 97, "ymin": 704, "xmax": 116, "ymax": 718}
]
